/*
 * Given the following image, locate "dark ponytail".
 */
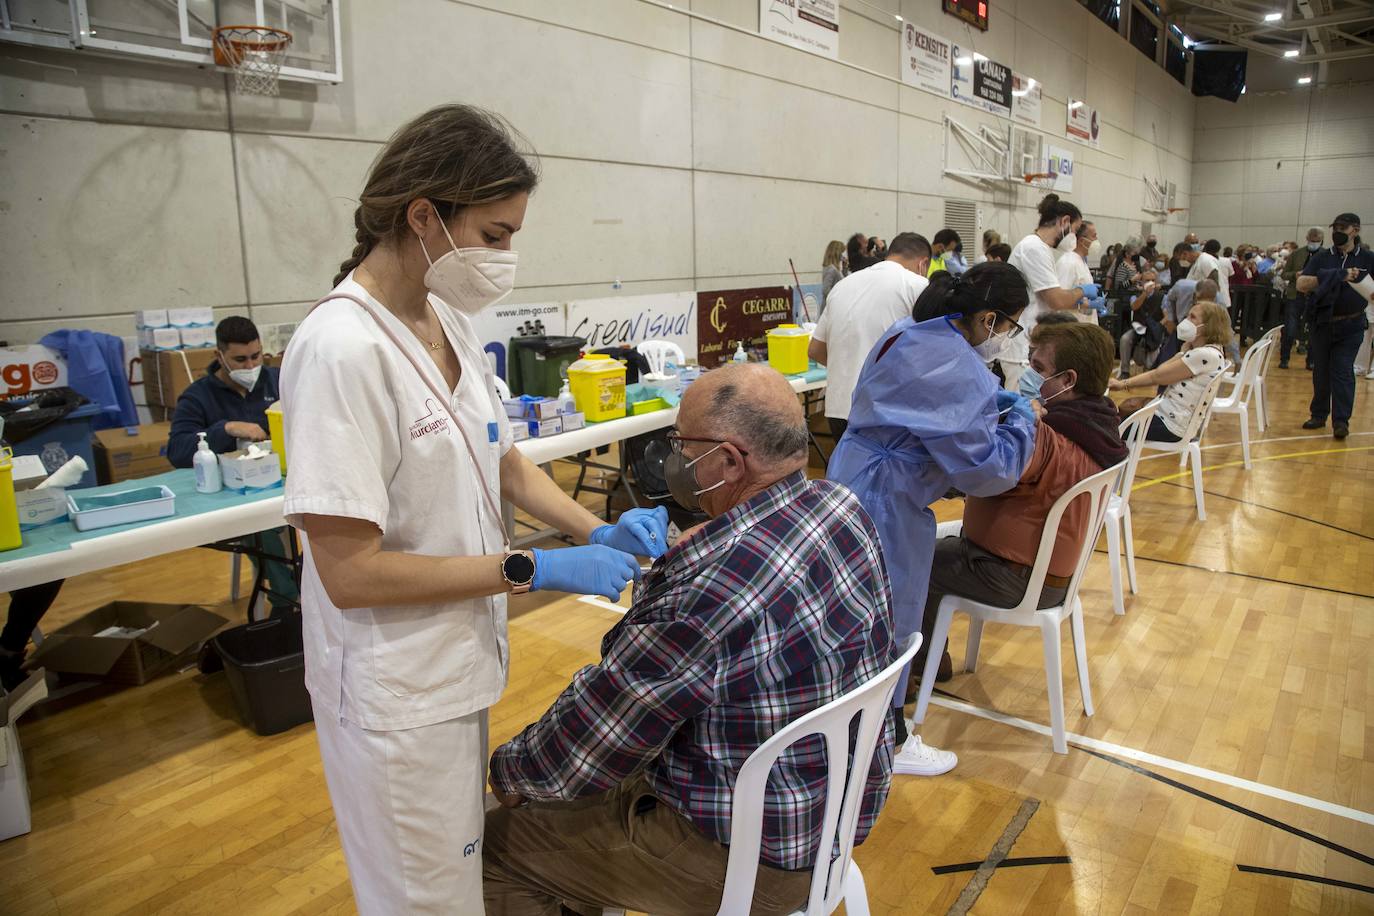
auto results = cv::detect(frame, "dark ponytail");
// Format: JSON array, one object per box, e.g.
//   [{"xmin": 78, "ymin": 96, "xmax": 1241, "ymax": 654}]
[
  {"xmin": 913, "ymin": 262, "xmax": 1030, "ymax": 322},
  {"xmin": 334, "ymin": 206, "xmax": 379, "ymax": 287},
  {"xmin": 1035, "ymin": 193, "xmax": 1081, "ymax": 228}
]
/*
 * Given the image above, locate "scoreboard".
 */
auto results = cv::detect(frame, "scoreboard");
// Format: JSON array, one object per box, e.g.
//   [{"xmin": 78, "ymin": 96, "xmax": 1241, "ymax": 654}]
[{"xmin": 943, "ymin": 0, "xmax": 990, "ymax": 32}]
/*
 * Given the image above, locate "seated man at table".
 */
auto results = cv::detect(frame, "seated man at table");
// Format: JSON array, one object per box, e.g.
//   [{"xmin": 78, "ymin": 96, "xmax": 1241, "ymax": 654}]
[
  {"xmin": 167, "ymin": 316, "xmax": 297, "ymax": 612},
  {"xmin": 919, "ymin": 323, "xmax": 1126, "ymax": 659},
  {"xmin": 484, "ymin": 362, "xmax": 896, "ymax": 916}
]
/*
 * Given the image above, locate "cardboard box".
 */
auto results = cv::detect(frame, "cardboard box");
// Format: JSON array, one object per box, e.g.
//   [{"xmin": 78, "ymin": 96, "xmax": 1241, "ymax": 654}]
[
  {"xmin": 0, "ymin": 345, "xmax": 67, "ymax": 397},
  {"xmin": 140, "ymin": 347, "xmax": 216, "ymax": 408},
  {"xmin": 92, "ymin": 423, "xmax": 173, "ymax": 484},
  {"xmin": 26, "ymin": 602, "xmax": 228, "ymax": 686},
  {"xmin": 219, "ymin": 446, "xmax": 282, "ymax": 492}
]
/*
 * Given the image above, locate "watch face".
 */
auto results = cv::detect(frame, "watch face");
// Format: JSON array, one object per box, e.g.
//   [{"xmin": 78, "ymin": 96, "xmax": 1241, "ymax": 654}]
[{"xmin": 504, "ymin": 552, "xmax": 535, "ymax": 584}]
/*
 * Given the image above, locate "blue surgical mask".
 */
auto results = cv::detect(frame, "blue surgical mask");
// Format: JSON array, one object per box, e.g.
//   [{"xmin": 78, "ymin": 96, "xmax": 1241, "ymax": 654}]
[
  {"xmin": 1307, "ymin": 242, "xmax": 1321, "ymax": 252},
  {"xmin": 1191, "ymin": 243, "xmax": 1202, "ymax": 252}
]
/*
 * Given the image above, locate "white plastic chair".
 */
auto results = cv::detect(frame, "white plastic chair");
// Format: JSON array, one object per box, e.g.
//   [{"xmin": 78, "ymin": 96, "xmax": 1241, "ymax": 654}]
[
  {"xmin": 1212, "ymin": 338, "xmax": 1273, "ymax": 470},
  {"xmin": 1247, "ymin": 326, "xmax": 1282, "ymax": 431},
  {"xmin": 492, "ymin": 374, "xmax": 512, "ymax": 400},
  {"xmin": 604, "ymin": 633, "xmax": 923, "ymax": 916},
  {"xmin": 638, "ymin": 340, "xmax": 686, "ymax": 377},
  {"xmin": 1139, "ymin": 368, "xmax": 1230, "ymax": 521},
  {"xmin": 1104, "ymin": 398, "xmax": 1161, "ymax": 616},
  {"xmin": 913, "ymin": 462, "xmax": 1124, "ymax": 755}
]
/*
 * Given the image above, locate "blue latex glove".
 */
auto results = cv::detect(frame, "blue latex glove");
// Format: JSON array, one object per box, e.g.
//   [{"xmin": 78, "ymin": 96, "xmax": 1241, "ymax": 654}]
[
  {"xmin": 1090, "ymin": 295, "xmax": 1108, "ymax": 315},
  {"xmin": 531, "ymin": 546, "xmax": 641, "ymax": 601},
  {"xmin": 1079, "ymin": 282, "xmax": 1100, "ymax": 300},
  {"xmin": 996, "ymin": 390, "xmax": 1035, "ymax": 424},
  {"xmin": 589, "ymin": 506, "xmax": 670, "ymax": 559}
]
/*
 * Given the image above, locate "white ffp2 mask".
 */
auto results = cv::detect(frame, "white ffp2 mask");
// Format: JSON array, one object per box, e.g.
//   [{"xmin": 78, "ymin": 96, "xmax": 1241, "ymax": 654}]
[
  {"xmin": 1176, "ymin": 318, "xmax": 1199, "ymax": 343},
  {"xmin": 418, "ymin": 217, "xmax": 518, "ymax": 315}
]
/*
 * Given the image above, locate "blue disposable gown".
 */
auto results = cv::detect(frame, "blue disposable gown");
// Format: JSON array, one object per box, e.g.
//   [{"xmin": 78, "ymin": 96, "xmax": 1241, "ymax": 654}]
[{"xmin": 828, "ymin": 316, "xmax": 1037, "ymax": 646}]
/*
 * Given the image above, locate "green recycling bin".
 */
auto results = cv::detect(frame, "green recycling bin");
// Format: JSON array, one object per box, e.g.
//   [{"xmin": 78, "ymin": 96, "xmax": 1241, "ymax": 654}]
[{"xmin": 507, "ymin": 336, "xmax": 585, "ymax": 397}]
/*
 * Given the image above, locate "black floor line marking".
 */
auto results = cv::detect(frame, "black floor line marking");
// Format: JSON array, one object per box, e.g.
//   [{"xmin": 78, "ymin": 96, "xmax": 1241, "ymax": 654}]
[
  {"xmin": 932, "ymin": 855, "xmax": 1072, "ymax": 875},
  {"xmin": 946, "ymin": 798, "xmax": 1040, "ymax": 916},
  {"xmin": 1088, "ymin": 547, "xmax": 1374, "ymax": 600},
  {"xmin": 1143, "ymin": 477, "xmax": 1374, "ymax": 541},
  {"xmin": 927, "ymin": 689, "xmax": 1374, "ymax": 870},
  {"xmin": 1236, "ymin": 865, "xmax": 1374, "ymax": 895},
  {"xmin": 1077, "ymin": 748, "xmax": 1374, "ymax": 868}
]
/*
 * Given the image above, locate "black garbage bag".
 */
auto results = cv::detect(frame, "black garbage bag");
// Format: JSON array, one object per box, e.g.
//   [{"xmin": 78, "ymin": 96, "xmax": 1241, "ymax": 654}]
[{"xmin": 0, "ymin": 387, "xmax": 91, "ymax": 445}]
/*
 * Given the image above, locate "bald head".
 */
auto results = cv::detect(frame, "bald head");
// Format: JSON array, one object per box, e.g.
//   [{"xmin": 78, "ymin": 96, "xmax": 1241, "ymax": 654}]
[{"xmin": 1195, "ymin": 278, "xmax": 1219, "ymax": 302}]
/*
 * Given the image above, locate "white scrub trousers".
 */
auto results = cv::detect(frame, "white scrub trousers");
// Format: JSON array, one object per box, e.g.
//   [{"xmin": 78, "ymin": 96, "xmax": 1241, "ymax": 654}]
[{"xmin": 315, "ymin": 709, "xmax": 489, "ymax": 915}]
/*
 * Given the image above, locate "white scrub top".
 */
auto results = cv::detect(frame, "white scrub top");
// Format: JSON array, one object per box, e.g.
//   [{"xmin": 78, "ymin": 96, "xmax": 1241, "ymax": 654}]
[
  {"xmin": 281, "ymin": 274, "xmax": 514, "ymax": 732},
  {"xmin": 1004, "ymin": 233, "xmax": 1061, "ymax": 366}
]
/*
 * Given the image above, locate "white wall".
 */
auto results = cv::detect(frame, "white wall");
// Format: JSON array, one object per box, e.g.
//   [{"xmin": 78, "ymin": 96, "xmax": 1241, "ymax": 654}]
[
  {"xmin": 0, "ymin": 0, "xmax": 1197, "ymax": 344},
  {"xmin": 1191, "ymin": 55, "xmax": 1374, "ymax": 247}
]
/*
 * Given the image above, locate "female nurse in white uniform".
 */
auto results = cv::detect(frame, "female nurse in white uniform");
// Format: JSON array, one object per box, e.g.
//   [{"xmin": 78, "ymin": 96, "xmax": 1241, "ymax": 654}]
[{"xmin": 280, "ymin": 105, "xmax": 668, "ymax": 914}]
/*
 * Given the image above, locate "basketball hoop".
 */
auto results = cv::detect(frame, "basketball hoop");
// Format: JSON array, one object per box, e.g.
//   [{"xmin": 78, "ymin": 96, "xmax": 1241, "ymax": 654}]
[
  {"xmin": 1023, "ymin": 171, "xmax": 1057, "ymax": 191},
  {"xmin": 1167, "ymin": 207, "xmax": 1189, "ymax": 214},
  {"xmin": 213, "ymin": 25, "xmax": 293, "ymax": 96}
]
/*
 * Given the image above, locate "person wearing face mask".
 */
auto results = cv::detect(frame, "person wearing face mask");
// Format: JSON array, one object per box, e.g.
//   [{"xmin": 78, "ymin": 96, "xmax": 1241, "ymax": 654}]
[
  {"xmin": 1279, "ymin": 228, "xmax": 1324, "ymax": 369},
  {"xmin": 1055, "ymin": 220, "xmax": 1101, "ymax": 321},
  {"xmin": 827, "ymin": 263, "xmax": 1038, "ymax": 777},
  {"xmin": 279, "ymin": 106, "xmax": 664, "ymax": 915},
  {"xmin": 167, "ymin": 316, "xmax": 299, "ymax": 612},
  {"xmin": 1185, "ymin": 232, "xmax": 1201, "ymax": 253},
  {"xmin": 1018, "ymin": 311, "xmax": 1081, "ymax": 400},
  {"xmin": 1110, "ymin": 300, "xmax": 1232, "ymax": 443},
  {"xmin": 1167, "ymin": 242, "xmax": 1195, "ymax": 291},
  {"xmin": 1296, "ymin": 213, "xmax": 1374, "ymax": 439},
  {"xmin": 923, "ymin": 323, "xmax": 1125, "ymax": 683},
  {"xmin": 483, "ymin": 363, "xmax": 896, "ymax": 916},
  {"xmin": 1141, "ymin": 235, "xmax": 1159, "ymax": 265},
  {"xmin": 1005, "ymin": 194, "xmax": 1090, "ymax": 390}
]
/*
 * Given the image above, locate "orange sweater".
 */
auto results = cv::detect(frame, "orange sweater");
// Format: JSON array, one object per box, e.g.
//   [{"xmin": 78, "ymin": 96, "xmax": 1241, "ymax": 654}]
[{"xmin": 961, "ymin": 422, "xmax": 1101, "ymax": 578}]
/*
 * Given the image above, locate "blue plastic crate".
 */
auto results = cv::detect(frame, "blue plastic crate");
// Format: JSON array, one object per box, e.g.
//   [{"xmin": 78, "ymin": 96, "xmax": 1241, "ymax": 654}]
[{"xmin": 10, "ymin": 402, "xmax": 101, "ymax": 488}]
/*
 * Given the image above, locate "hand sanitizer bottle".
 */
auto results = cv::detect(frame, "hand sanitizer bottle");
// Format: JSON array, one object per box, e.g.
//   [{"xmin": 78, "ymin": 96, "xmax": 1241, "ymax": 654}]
[
  {"xmin": 556, "ymin": 378, "xmax": 576, "ymax": 416},
  {"xmin": 732, "ymin": 341, "xmax": 748, "ymax": 363},
  {"xmin": 194, "ymin": 432, "xmax": 222, "ymax": 494}
]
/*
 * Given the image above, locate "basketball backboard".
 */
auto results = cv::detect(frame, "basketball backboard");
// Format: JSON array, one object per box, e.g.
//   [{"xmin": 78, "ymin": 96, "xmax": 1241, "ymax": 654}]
[
  {"xmin": 942, "ymin": 114, "xmax": 1011, "ymax": 187},
  {"xmin": 0, "ymin": 0, "xmax": 342, "ymax": 84}
]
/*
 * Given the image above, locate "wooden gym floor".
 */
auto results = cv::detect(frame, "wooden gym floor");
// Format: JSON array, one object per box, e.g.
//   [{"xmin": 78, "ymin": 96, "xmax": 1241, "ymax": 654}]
[{"xmin": 3, "ymin": 361, "xmax": 1373, "ymax": 914}]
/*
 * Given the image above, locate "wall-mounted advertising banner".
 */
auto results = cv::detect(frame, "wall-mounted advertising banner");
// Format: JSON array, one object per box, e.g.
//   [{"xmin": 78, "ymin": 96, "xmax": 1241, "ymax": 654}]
[
  {"xmin": 1046, "ymin": 144, "xmax": 1075, "ymax": 193},
  {"xmin": 566, "ymin": 292, "xmax": 697, "ymax": 358},
  {"xmin": 901, "ymin": 23, "xmax": 952, "ymax": 98},
  {"xmin": 760, "ymin": 0, "xmax": 839, "ymax": 59},
  {"xmin": 696, "ymin": 286, "xmax": 794, "ymax": 368},
  {"xmin": 951, "ymin": 46, "xmax": 1011, "ymax": 118},
  {"xmin": 1066, "ymin": 98, "xmax": 1101, "ymax": 149},
  {"xmin": 1011, "ymin": 73, "xmax": 1041, "ymax": 128}
]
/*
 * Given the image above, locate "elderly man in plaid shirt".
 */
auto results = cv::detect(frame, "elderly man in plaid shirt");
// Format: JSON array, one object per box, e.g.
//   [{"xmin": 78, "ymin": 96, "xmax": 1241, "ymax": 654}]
[{"xmin": 483, "ymin": 362, "xmax": 897, "ymax": 916}]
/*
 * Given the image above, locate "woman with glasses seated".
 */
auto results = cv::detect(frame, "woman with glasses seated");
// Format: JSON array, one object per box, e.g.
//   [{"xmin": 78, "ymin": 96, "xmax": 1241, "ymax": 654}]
[{"xmin": 827, "ymin": 262, "xmax": 1039, "ymax": 778}]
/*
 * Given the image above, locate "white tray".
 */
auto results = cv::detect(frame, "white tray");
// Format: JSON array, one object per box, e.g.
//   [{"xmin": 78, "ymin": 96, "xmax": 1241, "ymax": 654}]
[{"xmin": 67, "ymin": 485, "xmax": 176, "ymax": 532}]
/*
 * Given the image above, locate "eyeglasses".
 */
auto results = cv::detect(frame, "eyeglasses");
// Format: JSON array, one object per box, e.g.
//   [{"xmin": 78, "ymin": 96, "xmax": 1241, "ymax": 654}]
[
  {"xmin": 994, "ymin": 311, "xmax": 1026, "ymax": 339},
  {"xmin": 666, "ymin": 432, "xmax": 750, "ymax": 458}
]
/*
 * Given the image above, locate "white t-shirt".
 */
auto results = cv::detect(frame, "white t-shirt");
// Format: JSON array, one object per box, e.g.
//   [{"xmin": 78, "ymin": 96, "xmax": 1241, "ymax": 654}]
[
  {"xmin": 1188, "ymin": 253, "xmax": 1232, "ymax": 307},
  {"xmin": 812, "ymin": 260, "xmax": 928, "ymax": 420},
  {"xmin": 1004, "ymin": 233, "xmax": 1061, "ymax": 365},
  {"xmin": 1056, "ymin": 251, "xmax": 1093, "ymax": 292},
  {"xmin": 1158, "ymin": 344, "xmax": 1226, "ymax": 438},
  {"xmin": 281, "ymin": 275, "xmax": 514, "ymax": 731}
]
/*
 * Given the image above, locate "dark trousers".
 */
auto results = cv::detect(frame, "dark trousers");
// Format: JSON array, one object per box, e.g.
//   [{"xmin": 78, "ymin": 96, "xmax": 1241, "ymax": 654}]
[
  {"xmin": 827, "ymin": 417, "xmax": 849, "ymax": 442},
  {"xmin": 1, "ymin": 579, "xmax": 64, "ymax": 655},
  {"xmin": 1308, "ymin": 317, "xmax": 1368, "ymax": 424},
  {"xmin": 1280, "ymin": 298, "xmax": 1308, "ymax": 361}
]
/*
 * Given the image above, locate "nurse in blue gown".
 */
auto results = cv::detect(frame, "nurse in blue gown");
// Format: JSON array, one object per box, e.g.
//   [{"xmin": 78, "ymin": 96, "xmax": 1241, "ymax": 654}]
[{"xmin": 828, "ymin": 263, "xmax": 1038, "ymax": 776}]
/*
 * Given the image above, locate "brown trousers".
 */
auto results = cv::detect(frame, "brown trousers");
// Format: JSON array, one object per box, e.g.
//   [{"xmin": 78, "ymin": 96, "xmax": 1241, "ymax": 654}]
[{"xmin": 483, "ymin": 772, "xmax": 811, "ymax": 916}]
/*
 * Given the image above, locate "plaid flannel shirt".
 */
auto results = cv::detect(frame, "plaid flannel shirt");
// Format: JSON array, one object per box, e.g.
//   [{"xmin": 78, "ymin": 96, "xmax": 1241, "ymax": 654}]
[{"xmin": 490, "ymin": 471, "xmax": 896, "ymax": 871}]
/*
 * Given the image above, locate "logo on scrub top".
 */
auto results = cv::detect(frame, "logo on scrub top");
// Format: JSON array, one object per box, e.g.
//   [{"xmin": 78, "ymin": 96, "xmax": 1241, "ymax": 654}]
[{"xmin": 409, "ymin": 399, "xmax": 450, "ymax": 440}]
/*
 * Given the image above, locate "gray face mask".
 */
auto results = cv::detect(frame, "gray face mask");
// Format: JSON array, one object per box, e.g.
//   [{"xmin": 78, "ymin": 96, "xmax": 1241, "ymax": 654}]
[{"xmin": 662, "ymin": 443, "xmax": 726, "ymax": 511}]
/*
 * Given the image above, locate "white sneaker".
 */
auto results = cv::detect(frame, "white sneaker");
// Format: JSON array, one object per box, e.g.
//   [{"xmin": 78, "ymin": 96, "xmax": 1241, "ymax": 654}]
[
  {"xmin": 1365, "ymin": 369, "xmax": 1374, "ymax": 380},
  {"xmin": 892, "ymin": 735, "xmax": 958, "ymax": 777}
]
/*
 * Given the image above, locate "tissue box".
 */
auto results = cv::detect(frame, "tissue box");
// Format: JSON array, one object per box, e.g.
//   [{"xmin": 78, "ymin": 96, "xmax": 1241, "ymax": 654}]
[
  {"xmin": 178, "ymin": 327, "xmax": 215, "ymax": 349},
  {"xmin": 15, "ymin": 488, "xmax": 67, "ymax": 529},
  {"xmin": 167, "ymin": 307, "xmax": 214, "ymax": 328},
  {"xmin": 135, "ymin": 309, "xmax": 170, "ymax": 329},
  {"xmin": 527, "ymin": 417, "xmax": 563, "ymax": 438},
  {"xmin": 218, "ymin": 447, "xmax": 282, "ymax": 492},
  {"xmin": 560, "ymin": 412, "xmax": 585, "ymax": 432}
]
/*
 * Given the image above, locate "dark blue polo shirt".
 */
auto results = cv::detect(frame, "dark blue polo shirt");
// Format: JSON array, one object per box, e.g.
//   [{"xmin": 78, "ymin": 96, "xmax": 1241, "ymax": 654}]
[
  {"xmin": 1302, "ymin": 243, "xmax": 1374, "ymax": 319},
  {"xmin": 167, "ymin": 363, "xmax": 281, "ymax": 468}
]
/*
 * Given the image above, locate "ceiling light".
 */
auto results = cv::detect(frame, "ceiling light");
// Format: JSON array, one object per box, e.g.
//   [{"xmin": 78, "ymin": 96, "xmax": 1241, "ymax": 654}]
[
  {"xmin": 1284, "ymin": 49, "xmax": 1299, "ymax": 57},
  {"xmin": 1298, "ymin": 76, "xmax": 1312, "ymax": 84},
  {"xmin": 1068, "ymin": 101, "xmax": 1084, "ymax": 110},
  {"xmin": 955, "ymin": 56, "xmax": 973, "ymax": 65},
  {"xmin": 1264, "ymin": 12, "xmax": 1282, "ymax": 21},
  {"xmin": 895, "ymin": 14, "xmax": 903, "ymax": 21},
  {"xmin": 973, "ymin": 52, "xmax": 988, "ymax": 61}
]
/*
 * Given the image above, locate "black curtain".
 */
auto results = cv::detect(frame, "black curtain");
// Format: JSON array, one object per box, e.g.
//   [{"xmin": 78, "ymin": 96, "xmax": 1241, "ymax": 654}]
[{"xmin": 1192, "ymin": 49, "xmax": 1248, "ymax": 102}]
